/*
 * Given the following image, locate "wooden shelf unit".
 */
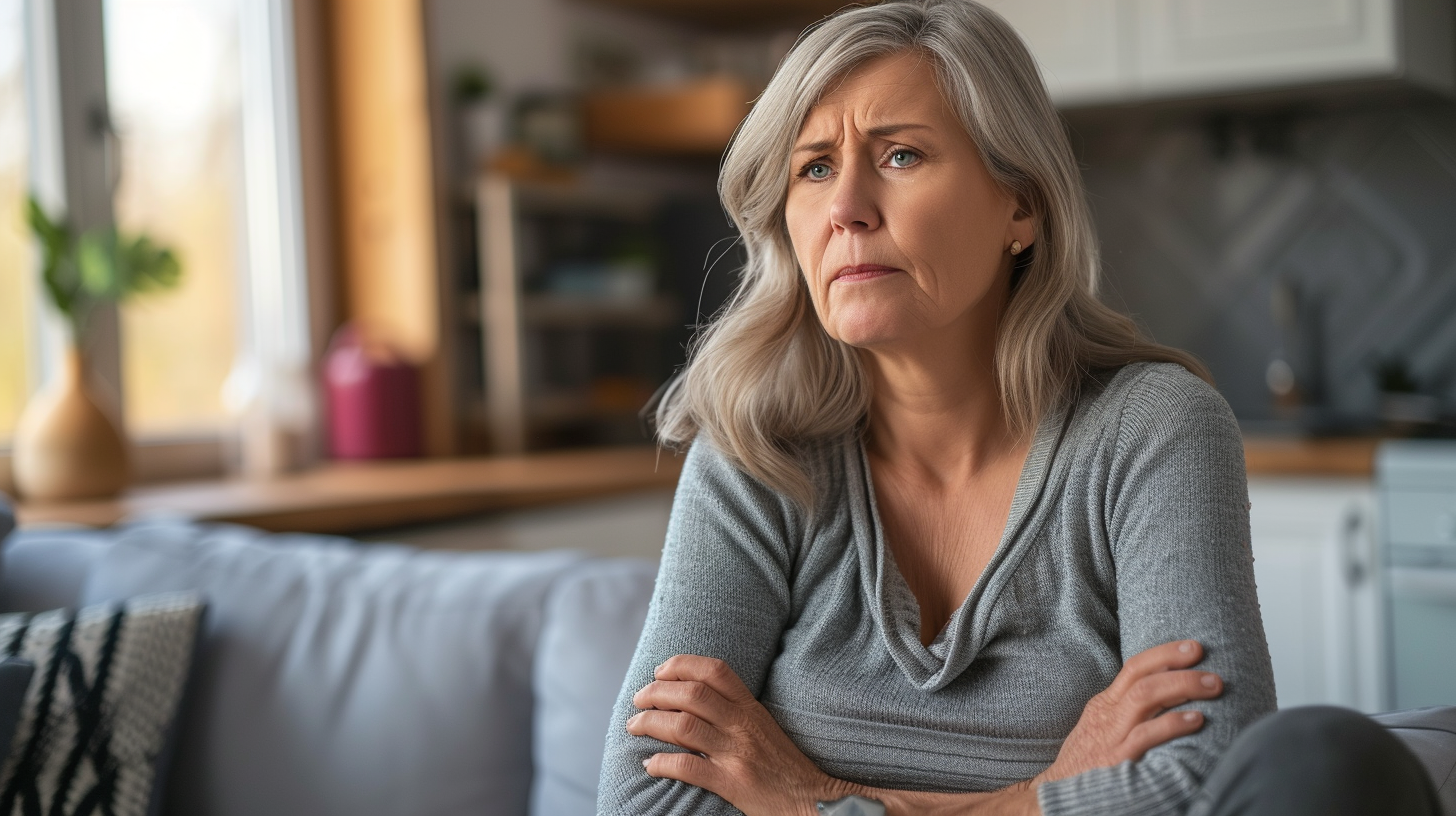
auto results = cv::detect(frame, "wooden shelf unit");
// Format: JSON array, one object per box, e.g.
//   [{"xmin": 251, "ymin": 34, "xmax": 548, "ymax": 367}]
[{"xmin": 473, "ymin": 174, "xmax": 683, "ymax": 454}]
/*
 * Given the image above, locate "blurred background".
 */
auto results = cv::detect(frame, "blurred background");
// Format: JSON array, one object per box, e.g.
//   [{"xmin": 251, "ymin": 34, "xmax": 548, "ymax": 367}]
[{"xmin": 3, "ymin": 0, "xmax": 1456, "ymax": 713}]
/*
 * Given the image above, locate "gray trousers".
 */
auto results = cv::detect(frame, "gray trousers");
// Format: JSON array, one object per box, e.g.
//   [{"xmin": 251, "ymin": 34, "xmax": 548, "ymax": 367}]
[{"xmin": 1189, "ymin": 706, "xmax": 1442, "ymax": 816}]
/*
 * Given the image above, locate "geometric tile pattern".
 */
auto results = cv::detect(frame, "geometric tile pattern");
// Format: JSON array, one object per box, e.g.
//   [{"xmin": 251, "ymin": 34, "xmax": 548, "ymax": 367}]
[{"xmin": 1078, "ymin": 101, "xmax": 1456, "ymax": 426}]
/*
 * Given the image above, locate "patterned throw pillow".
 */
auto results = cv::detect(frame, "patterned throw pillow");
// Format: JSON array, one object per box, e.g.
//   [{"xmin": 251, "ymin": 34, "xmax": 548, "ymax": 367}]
[{"xmin": 0, "ymin": 592, "xmax": 204, "ymax": 816}]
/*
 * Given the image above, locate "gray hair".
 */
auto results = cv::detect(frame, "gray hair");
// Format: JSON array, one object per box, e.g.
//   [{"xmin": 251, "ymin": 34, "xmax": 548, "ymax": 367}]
[{"xmin": 654, "ymin": 0, "xmax": 1209, "ymax": 507}]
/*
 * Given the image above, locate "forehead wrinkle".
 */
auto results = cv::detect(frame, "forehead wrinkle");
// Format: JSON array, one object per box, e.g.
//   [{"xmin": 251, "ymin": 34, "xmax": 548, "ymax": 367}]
[{"xmin": 794, "ymin": 98, "xmax": 942, "ymax": 156}]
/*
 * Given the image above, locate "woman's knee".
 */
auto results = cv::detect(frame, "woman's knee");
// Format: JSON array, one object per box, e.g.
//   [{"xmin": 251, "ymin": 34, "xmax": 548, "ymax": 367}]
[
  {"xmin": 1247, "ymin": 706, "xmax": 1395, "ymax": 763},
  {"xmin": 1195, "ymin": 706, "xmax": 1440, "ymax": 816}
]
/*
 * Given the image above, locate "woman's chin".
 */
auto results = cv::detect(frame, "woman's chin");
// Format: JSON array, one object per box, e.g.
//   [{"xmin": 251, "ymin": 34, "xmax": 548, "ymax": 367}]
[{"xmin": 826, "ymin": 317, "xmax": 915, "ymax": 350}]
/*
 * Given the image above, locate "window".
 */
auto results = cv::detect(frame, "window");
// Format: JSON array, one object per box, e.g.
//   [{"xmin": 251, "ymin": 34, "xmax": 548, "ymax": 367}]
[
  {"xmin": 0, "ymin": 0, "xmax": 32, "ymax": 442},
  {"xmin": 106, "ymin": 0, "xmax": 244, "ymax": 436},
  {"xmin": 8, "ymin": 0, "xmax": 311, "ymax": 481}
]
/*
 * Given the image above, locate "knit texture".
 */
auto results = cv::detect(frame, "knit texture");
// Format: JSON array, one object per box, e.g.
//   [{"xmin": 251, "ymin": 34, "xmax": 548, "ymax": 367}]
[{"xmin": 598, "ymin": 362, "xmax": 1277, "ymax": 816}]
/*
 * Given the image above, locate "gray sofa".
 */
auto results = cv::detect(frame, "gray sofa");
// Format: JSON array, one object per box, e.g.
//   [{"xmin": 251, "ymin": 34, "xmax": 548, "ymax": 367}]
[
  {"xmin": 2, "ymin": 509, "xmax": 1453, "ymax": 816},
  {"xmin": 0, "ymin": 514, "xmax": 656, "ymax": 816}
]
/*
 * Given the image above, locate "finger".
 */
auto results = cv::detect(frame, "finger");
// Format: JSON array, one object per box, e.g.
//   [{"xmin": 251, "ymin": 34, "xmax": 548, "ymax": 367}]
[
  {"xmin": 1126, "ymin": 670, "xmax": 1222, "ymax": 717},
  {"xmin": 1119, "ymin": 709, "xmax": 1205, "ymax": 762},
  {"xmin": 1109, "ymin": 641, "xmax": 1204, "ymax": 696},
  {"xmin": 627, "ymin": 709, "xmax": 729, "ymax": 755},
  {"xmin": 644, "ymin": 750, "xmax": 723, "ymax": 790},
  {"xmin": 654, "ymin": 655, "xmax": 756, "ymax": 706},
  {"xmin": 632, "ymin": 679, "xmax": 738, "ymax": 727}
]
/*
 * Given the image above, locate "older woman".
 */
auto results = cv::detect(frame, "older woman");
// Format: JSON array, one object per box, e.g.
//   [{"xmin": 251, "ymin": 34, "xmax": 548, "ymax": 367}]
[{"xmin": 598, "ymin": 2, "xmax": 1437, "ymax": 815}]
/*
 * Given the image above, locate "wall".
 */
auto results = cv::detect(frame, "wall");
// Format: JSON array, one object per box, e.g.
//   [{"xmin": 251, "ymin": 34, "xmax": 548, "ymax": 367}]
[{"xmin": 1080, "ymin": 99, "xmax": 1456, "ymax": 427}]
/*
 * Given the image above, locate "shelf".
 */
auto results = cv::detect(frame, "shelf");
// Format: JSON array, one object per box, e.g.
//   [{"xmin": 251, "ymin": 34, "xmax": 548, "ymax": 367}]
[
  {"xmin": 529, "ymin": 391, "xmax": 648, "ymax": 426},
  {"xmin": 461, "ymin": 293, "xmax": 681, "ymax": 329},
  {"xmin": 522, "ymin": 295, "xmax": 680, "ymax": 328},
  {"xmin": 513, "ymin": 180, "xmax": 661, "ymax": 220},
  {"xmin": 582, "ymin": 77, "xmax": 751, "ymax": 156},
  {"xmin": 458, "ymin": 176, "xmax": 661, "ymax": 220}
]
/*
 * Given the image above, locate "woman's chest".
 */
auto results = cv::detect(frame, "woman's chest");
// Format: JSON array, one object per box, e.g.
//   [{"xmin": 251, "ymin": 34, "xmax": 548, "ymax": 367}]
[{"xmin": 765, "ymin": 493, "xmax": 1126, "ymax": 779}]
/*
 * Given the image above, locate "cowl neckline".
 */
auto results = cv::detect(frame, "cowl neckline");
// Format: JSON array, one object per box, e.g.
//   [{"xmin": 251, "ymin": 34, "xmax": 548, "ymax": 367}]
[{"xmin": 850, "ymin": 403, "xmax": 1071, "ymax": 692}]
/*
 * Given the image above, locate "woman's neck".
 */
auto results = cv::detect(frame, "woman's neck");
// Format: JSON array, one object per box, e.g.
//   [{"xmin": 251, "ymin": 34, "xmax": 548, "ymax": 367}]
[{"xmin": 862, "ymin": 325, "xmax": 1016, "ymax": 479}]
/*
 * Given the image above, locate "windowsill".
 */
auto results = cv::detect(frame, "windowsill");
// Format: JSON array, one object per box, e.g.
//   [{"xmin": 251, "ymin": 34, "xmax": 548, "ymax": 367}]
[
  {"xmin": 5, "ymin": 437, "xmax": 1375, "ymax": 535},
  {"xmin": 12, "ymin": 445, "xmax": 684, "ymax": 534}
]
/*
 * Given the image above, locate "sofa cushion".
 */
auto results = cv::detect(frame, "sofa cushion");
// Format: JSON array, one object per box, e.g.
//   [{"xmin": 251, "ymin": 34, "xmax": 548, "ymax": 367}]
[
  {"xmin": 1372, "ymin": 706, "xmax": 1456, "ymax": 815},
  {"xmin": 80, "ymin": 519, "xmax": 583, "ymax": 816},
  {"xmin": 0, "ymin": 592, "xmax": 204, "ymax": 816},
  {"xmin": 1, "ymin": 528, "xmax": 111, "ymax": 614},
  {"xmin": 529, "ymin": 558, "xmax": 656, "ymax": 816}
]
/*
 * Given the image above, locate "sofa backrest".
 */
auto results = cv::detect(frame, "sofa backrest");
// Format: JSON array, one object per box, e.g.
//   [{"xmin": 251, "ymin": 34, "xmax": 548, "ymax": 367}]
[
  {"xmin": 75, "ymin": 519, "xmax": 587, "ymax": 816},
  {"xmin": 1, "ymin": 526, "xmax": 111, "ymax": 613}
]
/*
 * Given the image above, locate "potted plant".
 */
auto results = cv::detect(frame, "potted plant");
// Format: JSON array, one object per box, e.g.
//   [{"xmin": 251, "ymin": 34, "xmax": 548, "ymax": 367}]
[{"xmin": 11, "ymin": 196, "xmax": 181, "ymax": 501}]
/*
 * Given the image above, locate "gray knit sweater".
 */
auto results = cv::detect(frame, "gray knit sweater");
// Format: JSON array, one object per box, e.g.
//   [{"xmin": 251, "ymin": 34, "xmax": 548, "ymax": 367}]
[{"xmin": 597, "ymin": 362, "xmax": 1277, "ymax": 816}]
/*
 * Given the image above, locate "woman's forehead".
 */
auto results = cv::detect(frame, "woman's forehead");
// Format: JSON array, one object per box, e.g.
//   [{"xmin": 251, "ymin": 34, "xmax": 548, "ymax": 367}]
[{"xmin": 797, "ymin": 55, "xmax": 953, "ymax": 142}]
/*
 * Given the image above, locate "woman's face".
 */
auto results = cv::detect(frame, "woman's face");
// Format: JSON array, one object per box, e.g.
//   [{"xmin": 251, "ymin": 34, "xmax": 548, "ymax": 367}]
[{"xmin": 784, "ymin": 51, "xmax": 1034, "ymax": 352}]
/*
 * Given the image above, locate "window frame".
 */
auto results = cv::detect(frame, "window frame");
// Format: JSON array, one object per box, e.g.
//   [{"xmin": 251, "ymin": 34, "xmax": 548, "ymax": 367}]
[{"xmin": 7, "ymin": 0, "xmax": 316, "ymax": 487}]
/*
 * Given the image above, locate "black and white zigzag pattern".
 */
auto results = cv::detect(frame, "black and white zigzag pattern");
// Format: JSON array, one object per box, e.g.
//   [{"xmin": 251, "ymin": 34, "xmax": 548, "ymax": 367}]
[{"xmin": 0, "ymin": 593, "xmax": 203, "ymax": 816}]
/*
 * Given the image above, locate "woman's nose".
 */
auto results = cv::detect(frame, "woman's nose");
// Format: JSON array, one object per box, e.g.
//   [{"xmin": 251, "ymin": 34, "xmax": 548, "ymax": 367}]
[{"xmin": 828, "ymin": 165, "xmax": 881, "ymax": 233}]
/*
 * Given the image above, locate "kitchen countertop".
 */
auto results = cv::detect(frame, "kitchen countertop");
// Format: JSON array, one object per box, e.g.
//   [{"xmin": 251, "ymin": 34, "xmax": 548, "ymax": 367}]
[
  {"xmin": 1242, "ymin": 435, "xmax": 1380, "ymax": 478},
  {"xmin": 11, "ymin": 437, "xmax": 1381, "ymax": 535}
]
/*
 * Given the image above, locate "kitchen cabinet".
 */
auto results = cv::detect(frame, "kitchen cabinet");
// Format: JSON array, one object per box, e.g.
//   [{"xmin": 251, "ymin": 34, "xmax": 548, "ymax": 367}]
[
  {"xmin": 978, "ymin": 0, "xmax": 1130, "ymax": 106},
  {"xmin": 1247, "ymin": 477, "xmax": 1384, "ymax": 711},
  {"xmin": 985, "ymin": 0, "xmax": 1454, "ymax": 107},
  {"xmin": 1378, "ymin": 441, "xmax": 1456, "ymax": 710}
]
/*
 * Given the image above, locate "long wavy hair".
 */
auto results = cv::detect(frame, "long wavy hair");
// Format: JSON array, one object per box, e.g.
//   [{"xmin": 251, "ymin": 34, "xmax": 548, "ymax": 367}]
[{"xmin": 654, "ymin": 0, "xmax": 1209, "ymax": 507}]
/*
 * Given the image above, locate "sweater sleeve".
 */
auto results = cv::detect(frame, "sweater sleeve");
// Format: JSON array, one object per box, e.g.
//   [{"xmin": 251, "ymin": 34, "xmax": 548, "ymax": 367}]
[
  {"xmin": 596, "ymin": 440, "xmax": 800, "ymax": 816},
  {"xmin": 1037, "ymin": 364, "xmax": 1279, "ymax": 816}
]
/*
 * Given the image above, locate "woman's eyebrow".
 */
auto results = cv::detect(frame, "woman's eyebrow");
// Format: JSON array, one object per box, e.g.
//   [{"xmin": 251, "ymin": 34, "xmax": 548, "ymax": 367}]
[{"xmin": 792, "ymin": 123, "xmax": 934, "ymax": 155}]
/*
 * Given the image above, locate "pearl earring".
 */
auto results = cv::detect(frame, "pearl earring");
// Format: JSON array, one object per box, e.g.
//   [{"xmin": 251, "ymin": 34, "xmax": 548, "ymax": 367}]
[{"xmin": 1009, "ymin": 240, "xmax": 1023, "ymax": 255}]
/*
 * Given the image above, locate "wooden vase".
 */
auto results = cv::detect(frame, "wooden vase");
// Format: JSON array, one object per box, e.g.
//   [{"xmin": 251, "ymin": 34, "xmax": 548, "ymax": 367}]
[{"xmin": 12, "ymin": 348, "xmax": 129, "ymax": 501}]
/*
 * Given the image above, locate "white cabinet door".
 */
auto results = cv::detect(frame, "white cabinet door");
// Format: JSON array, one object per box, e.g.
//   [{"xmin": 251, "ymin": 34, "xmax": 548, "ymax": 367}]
[
  {"xmin": 979, "ymin": 0, "xmax": 1132, "ymax": 105},
  {"xmin": 1133, "ymin": 0, "xmax": 1398, "ymax": 96},
  {"xmin": 1248, "ymin": 478, "xmax": 1383, "ymax": 711}
]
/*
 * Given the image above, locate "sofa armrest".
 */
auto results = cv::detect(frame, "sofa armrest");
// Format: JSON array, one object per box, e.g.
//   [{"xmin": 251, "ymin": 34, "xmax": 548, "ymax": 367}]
[{"xmin": 530, "ymin": 557, "xmax": 656, "ymax": 816}]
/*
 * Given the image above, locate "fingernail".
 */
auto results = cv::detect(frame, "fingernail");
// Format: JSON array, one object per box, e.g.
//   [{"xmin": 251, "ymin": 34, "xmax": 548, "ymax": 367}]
[
  {"xmin": 1179, "ymin": 641, "xmax": 1194, "ymax": 653},
  {"xmin": 627, "ymin": 713, "xmax": 641, "ymax": 726},
  {"xmin": 1184, "ymin": 711, "xmax": 1201, "ymax": 722},
  {"xmin": 1201, "ymin": 674, "xmax": 1219, "ymax": 688},
  {"xmin": 643, "ymin": 758, "xmax": 651, "ymax": 770}
]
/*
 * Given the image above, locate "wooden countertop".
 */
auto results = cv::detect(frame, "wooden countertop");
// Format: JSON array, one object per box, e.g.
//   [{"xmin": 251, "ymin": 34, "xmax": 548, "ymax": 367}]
[
  {"xmin": 11, "ymin": 437, "xmax": 1379, "ymax": 535},
  {"xmin": 15, "ymin": 446, "xmax": 683, "ymax": 534},
  {"xmin": 1242, "ymin": 436, "xmax": 1379, "ymax": 479}
]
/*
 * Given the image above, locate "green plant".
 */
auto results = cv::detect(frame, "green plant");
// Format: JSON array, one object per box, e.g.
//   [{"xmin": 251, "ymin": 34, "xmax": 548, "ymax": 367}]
[
  {"xmin": 452, "ymin": 64, "xmax": 495, "ymax": 104},
  {"xmin": 26, "ymin": 195, "xmax": 182, "ymax": 340}
]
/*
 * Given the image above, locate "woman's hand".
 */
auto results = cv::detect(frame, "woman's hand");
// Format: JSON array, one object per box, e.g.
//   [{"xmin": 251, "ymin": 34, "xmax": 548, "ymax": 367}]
[
  {"xmin": 626, "ymin": 654, "xmax": 842, "ymax": 816},
  {"xmin": 1030, "ymin": 639, "xmax": 1222, "ymax": 787}
]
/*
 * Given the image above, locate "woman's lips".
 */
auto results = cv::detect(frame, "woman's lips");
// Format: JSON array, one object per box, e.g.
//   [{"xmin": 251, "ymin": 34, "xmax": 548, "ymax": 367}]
[{"xmin": 833, "ymin": 264, "xmax": 902, "ymax": 283}]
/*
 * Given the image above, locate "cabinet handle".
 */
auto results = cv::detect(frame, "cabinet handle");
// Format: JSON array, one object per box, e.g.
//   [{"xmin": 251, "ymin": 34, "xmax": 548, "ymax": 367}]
[{"xmin": 1341, "ymin": 506, "xmax": 1368, "ymax": 588}]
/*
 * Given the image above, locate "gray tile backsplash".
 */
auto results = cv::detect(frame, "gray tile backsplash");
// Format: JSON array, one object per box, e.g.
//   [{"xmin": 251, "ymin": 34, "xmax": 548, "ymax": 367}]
[{"xmin": 1078, "ymin": 101, "xmax": 1456, "ymax": 427}]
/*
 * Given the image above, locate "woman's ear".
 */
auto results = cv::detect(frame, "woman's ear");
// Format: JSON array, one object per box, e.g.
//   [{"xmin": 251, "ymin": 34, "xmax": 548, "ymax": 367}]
[{"xmin": 1009, "ymin": 197, "xmax": 1036, "ymax": 250}]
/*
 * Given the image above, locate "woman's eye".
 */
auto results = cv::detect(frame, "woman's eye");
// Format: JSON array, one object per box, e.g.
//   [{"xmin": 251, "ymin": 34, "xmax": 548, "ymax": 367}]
[
  {"xmin": 888, "ymin": 149, "xmax": 919, "ymax": 168},
  {"xmin": 804, "ymin": 163, "xmax": 831, "ymax": 180}
]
